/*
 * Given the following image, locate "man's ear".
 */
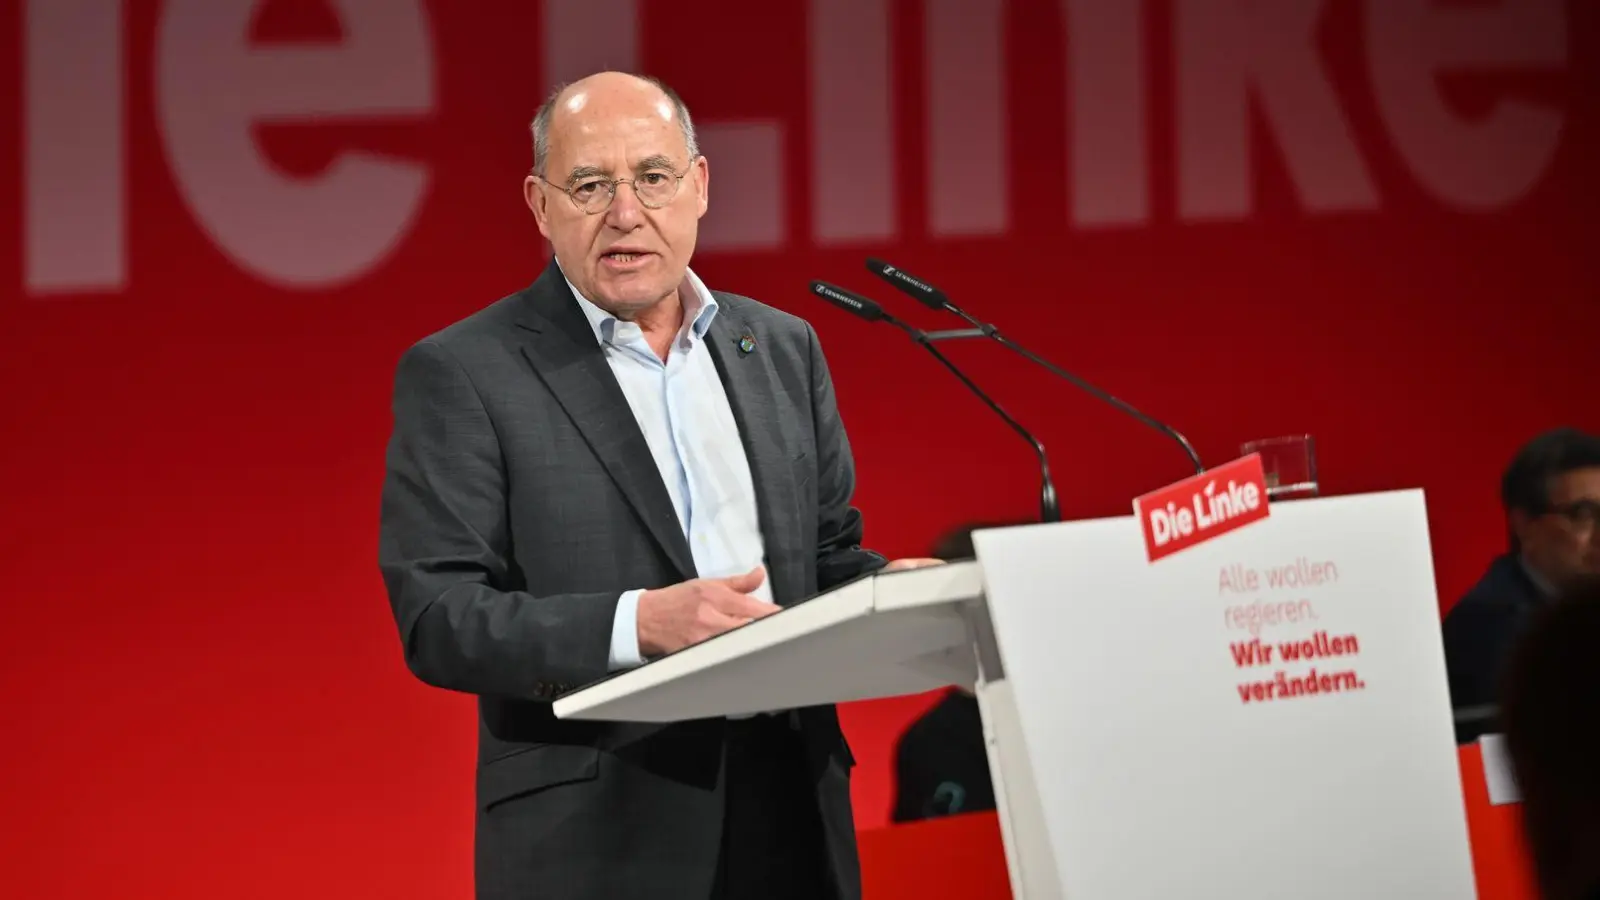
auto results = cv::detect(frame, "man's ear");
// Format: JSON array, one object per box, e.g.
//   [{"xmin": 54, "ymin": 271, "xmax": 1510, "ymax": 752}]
[
  {"xmin": 693, "ymin": 155, "xmax": 710, "ymax": 219},
  {"xmin": 525, "ymin": 175, "xmax": 552, "ymax": 240}
]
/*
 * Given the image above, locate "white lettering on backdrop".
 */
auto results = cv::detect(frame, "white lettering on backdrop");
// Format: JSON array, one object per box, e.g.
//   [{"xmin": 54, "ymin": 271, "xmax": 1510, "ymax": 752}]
[
  {"xmin": 156, "ymin": 0, "xmax": 435, "ymax": 290},
  {"xmin": 17, "ymin": 0, "xmax": 1571, "ymax": 296}
]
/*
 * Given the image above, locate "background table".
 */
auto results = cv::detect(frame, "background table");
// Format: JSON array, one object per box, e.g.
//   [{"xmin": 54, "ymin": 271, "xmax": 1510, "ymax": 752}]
[{"xmin": 858, "ymin": 743, "xmax": 1537, "ymax": 899}]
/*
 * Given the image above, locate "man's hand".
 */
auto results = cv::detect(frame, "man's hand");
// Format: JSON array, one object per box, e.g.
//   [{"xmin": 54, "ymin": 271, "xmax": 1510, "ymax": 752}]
[
  {"xmin": 884, "ymin": 558, "xmax": 948, "ymax": 571},
  {"xmin": 635, "ymin": 567, "xmax": 781, "ymax": 658}
]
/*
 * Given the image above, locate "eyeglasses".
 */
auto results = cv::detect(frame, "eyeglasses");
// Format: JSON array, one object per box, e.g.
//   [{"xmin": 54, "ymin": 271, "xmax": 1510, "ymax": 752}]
[
  {"xmin": 1545, "ymin": 500, "xmax": 1600, "ymax": 530},
  {"xmin": 540, "ymin": 161, "xmax": 696, "ymax": 215}
]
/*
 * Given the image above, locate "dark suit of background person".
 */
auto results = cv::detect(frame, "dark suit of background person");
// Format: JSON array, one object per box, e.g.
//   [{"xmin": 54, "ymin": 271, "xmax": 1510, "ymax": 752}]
[
  {"xmin": 377, "ymin": 73, "xmax": 935, "ymax": 900},
  {"xmin": 1443, "ymin": 427, "xmax": 1600, "ymax": 743},
  {"xmin": 891, "ymin": 523, "xmax": 1019, "ymax": 823}
]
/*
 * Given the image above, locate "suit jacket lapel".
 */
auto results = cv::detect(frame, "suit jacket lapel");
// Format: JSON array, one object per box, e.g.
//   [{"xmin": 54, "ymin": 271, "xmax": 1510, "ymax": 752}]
[
  {"xmin": 512, "ymin": 267, "xmax": 697, "ymax": 582},
  {"xmin": 704, "ymin": 303, "xmax": 806, "ymax": 605}
]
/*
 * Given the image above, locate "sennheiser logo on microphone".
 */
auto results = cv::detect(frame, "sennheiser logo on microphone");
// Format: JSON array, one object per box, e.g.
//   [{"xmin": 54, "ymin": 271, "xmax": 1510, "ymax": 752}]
[
  {"xmin": 892, "ymin": 270, "xmax": 933, "ymax": 294},
  {"xmin": 816, "ymin": 285, "xmax": 864, "ymax": 310}
]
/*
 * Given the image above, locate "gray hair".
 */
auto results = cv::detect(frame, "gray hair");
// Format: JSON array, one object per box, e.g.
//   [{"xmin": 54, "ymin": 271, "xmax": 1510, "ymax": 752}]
[{"xmin": 530, "ymin": 74, "xmax": 700, "ymax": 178}]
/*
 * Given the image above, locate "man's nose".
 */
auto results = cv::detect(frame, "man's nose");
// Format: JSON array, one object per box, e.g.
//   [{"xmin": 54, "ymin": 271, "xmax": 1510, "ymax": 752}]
[{"xmin": 604, "ymin": 181, "xmax": 645, "ymax": 227}]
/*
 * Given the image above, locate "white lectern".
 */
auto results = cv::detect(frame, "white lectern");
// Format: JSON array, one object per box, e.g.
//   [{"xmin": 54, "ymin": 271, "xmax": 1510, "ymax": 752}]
[{"xmin": 555, "ymin": 488, "xmax": 1479, "ymax": 899}]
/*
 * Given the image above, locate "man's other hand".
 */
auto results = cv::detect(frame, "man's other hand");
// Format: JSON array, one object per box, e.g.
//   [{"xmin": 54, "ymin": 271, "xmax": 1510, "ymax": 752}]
[{"xmin": 636, "ymin": 567, "xmax": 780, "ymax": 657}]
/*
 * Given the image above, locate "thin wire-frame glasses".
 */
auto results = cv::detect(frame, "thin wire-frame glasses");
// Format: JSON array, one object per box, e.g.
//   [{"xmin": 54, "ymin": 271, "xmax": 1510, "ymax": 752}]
[{"xmin": 539, "ymin": 160, "xmax": 697, "ymax": 215}]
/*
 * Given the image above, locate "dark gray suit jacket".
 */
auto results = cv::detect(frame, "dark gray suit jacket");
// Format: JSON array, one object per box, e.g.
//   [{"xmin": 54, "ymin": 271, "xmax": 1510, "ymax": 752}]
[{"xmin": 378, "ymin": 261, "xmax": 887, "ymax": 899}]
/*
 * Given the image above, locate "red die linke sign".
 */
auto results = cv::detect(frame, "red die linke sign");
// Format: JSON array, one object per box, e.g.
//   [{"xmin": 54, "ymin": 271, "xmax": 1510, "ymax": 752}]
[{"xmin": 1134, "ymin": 454, "xmax": 1271, "ymax": 562}]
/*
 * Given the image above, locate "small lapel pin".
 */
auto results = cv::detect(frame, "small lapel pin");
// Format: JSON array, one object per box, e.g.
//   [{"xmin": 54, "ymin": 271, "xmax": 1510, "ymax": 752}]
[{"xmin": 737, "ymin": 334, "xmax": 756, "ymax": 355}]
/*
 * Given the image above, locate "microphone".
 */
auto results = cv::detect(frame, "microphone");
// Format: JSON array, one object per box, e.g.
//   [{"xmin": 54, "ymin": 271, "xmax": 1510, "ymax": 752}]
[
  {"xmin": 866, "ymin": 258, "xmax": 1205, "ymax": 475},
  {"xmin": 809, "ymin": 281, "xmax": 1061, "ymax": 523},
  {"xmin": 810, "ymin": 281, "xmax": 893, "ymax": 324}
]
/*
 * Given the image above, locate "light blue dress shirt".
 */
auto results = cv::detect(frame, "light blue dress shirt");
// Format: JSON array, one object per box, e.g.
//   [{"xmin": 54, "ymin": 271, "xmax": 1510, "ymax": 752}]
[{"xmin": 558, "ymin": 262, "xmax": 773, "ymax": 671}]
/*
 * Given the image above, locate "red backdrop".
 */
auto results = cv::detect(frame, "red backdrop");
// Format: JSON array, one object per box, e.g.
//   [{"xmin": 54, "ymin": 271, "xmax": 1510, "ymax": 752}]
[{"xmin": 2, "ymin": 1, "xmax": 1596, "ymax": 897}]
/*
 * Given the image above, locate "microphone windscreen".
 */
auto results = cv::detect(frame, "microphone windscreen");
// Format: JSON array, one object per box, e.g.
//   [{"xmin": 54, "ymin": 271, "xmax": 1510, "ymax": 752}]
[
  {"xmin": 809, "ymin": 281, "xmax": 886, "ymax": 322},
  {"xmin": 866, "ymin": 258, "xmax": 948, "ymax": 310}
]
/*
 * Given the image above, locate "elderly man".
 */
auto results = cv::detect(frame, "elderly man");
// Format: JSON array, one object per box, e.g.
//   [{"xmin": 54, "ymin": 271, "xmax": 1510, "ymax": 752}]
[{"xmin": 378, "ymin": 72, "xmax": 933, "ymax": 900}]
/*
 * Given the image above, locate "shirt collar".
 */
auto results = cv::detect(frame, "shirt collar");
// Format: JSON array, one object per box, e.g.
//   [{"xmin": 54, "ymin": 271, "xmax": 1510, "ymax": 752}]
[
  {"xmin": 1518, "ymin": 554, "xmax": 1559, "ymax": 599},
  {"xmin": 556, "ymin": 257, "xmax": 720, "ymax": 348}
]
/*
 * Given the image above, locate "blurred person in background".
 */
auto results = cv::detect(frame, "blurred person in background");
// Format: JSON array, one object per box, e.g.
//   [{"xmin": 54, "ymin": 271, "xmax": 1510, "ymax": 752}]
[
  {"xmin": 1444, "ymin": 427, "xmax": 1600, "ymax": 741},
  {"xmin": 379, "ymin": 71, "xmax": 937, "ymax": 900},
  {"xmin": 891, "ymin": 522, "xmax": 1019, "ymax": 823},
  {"xmin": 1500, "ymin": 577, "xmax": 1600, "ymax": 900}
]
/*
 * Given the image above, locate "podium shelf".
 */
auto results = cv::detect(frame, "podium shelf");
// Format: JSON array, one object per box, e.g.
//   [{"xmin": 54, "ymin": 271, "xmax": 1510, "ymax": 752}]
[{"xmin": 553, "ymin": 561, "xmax": 985, "ymax": 722}]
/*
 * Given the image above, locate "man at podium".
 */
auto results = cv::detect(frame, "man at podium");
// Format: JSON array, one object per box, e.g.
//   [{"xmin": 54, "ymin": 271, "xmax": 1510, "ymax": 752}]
[{"xmin": 378, "ymin": 71, "xmax": 934, "ymax": 900}]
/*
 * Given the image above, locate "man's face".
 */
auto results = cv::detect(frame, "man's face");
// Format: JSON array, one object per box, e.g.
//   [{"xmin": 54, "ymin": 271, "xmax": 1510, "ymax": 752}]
[
  {"xmin": 1515, "ymin": 467, "xmax": 1600, "ymax": 588},
  {"xmin": 525, "ymin": 77, "xmax": 709, "ymax": 318}
]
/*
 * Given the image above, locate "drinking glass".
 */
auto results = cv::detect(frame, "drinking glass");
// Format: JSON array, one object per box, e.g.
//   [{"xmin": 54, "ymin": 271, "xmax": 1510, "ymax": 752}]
[{"xmin": 1240, "ymin": 435, "xmax": 1319, "ymax": 501}]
